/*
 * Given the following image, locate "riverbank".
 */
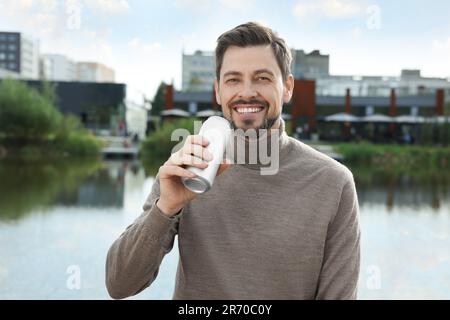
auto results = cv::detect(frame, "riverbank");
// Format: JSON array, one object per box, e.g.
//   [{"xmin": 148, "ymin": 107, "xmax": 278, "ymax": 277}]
[
  {"xmin": 334, "ymin": 142, "xmax": 450, "ymax": 169},
  {"xmin": 0, "ymin": 79, "xmax": 102, "ymax": 162}
]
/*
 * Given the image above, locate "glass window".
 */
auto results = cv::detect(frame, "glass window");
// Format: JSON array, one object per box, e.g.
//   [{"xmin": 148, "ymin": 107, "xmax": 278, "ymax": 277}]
[
  {"xmin": 0, "ymin": 34, "xmax": 6, "ymax": 41},
  {"xmin": 8, "ymin": 62, "xmax": 16, "ymax": 69},
  {"xmin": 0, "ymin": 62, "xmax": 6, "ymax": 68},
  {"xmin": 8, "ymin": 44, "xmax": 16, "ymax": 50},
  {"xmin": 8, "ymin": 53, "xmax": 15, "ymax": 60},
  {"xmin": 0, "ymin": 53, "xmax": 5, "ymax": 60},
  {"xmin": 8, "ymin": 34, "xmax": 17, "ymax": 41}
]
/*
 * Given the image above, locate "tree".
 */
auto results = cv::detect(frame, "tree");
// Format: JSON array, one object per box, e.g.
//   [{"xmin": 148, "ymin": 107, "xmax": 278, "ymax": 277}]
[
  {"xmin": 151, "ymin": 81, "xmax": 166, "ymax": 116},
  {"xmin": 0, "ymin": 79, "xmax": 62, "ymax": 141}
]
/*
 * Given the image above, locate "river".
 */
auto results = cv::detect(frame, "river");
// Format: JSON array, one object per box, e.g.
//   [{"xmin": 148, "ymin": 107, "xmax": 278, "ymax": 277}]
[{"xmin": 0, "ymin": 160, "xmax": 448, "ymax": 299}]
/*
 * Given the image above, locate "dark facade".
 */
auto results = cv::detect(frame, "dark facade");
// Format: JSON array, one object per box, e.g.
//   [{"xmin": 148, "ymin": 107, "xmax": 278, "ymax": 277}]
[
  {"xmin": 0, "ymin": 32, "xmax": 21, "ymax": 73},
  {"xmin": 24, "ymin": 80, "xmax": 126, "ymax": 129}
]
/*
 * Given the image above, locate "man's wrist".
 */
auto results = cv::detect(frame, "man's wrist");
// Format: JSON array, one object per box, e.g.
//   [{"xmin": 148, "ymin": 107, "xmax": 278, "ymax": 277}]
[{"xmin": 156, "ymin": 198, "xmax": 182, "ymax": 217}]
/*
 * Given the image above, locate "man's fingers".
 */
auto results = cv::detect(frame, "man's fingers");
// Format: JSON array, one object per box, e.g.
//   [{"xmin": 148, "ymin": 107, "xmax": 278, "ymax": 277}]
[
  {"xmin": 183, "ymin": 143, "xmax": 213, "ymax": 161},
  {"xmin": 170, "ymin": 152, "xmax": 209, "ymax": 169},
  {"xmin": 159, "ymin": 164, "xmax": 196, "ymax": 179},
  {"xmin": 186, "ymin": 135, "xmax": 209, "ymax": 147}
]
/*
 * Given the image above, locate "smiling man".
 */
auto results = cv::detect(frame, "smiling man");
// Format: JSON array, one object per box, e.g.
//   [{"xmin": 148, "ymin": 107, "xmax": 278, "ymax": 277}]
[{"xmin": 106, "ymin": 22, "xmax": 360, "ymax": 300}]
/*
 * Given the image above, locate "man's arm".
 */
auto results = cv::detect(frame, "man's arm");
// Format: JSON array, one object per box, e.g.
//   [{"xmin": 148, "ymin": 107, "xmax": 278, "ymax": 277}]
[
  {"xmin": 105, "ymin": 176, "xmax": 182, "ymax": 299},
  {"xmin": 315, "ymin": 172, "xmax": 361, "ymax": 299}
]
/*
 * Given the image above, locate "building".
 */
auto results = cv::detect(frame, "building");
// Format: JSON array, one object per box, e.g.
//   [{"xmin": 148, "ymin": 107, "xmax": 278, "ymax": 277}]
[
  {"xmin": 0, "ymin": 67, "xmax": 20, "ymax": 79},
  {"xmin": 40, "ymin": 54, "xmax": 76, "ymax": 81},
  {"xmin": 182, "ymin": 50, "xmax": 215, "ymax": 92},
  {"xmin": 291, "ymin": 49, "xmax": 329, "ymax": 79},
  {"xmin": 76, "ymin": 62, "xmax": 115, "ymax": 83},
  {"xmin": 315, "ymin": 70, "xmax": 450, "ymax": 97},
  {"xmin": 0, "ymin": 32, "xmax": 39, "ymax": 79}
]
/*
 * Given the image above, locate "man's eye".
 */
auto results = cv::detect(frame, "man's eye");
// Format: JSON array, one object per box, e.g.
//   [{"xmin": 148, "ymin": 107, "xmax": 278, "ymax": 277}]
[
  {"xmin": 226, "ymin": 78, "xmax": 239, "ymax": 83},
  {"xmin": 258, "ymin": 77, "xmax": 270, "ymax": 81}
]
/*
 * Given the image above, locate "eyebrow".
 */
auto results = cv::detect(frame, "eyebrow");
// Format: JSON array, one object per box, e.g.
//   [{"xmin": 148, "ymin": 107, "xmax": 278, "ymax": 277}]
[
  {"xmin": 254, "ymin": 69, "xmax": 275, "ymax": 77},
  {"xmin": 223, "ymin": 69, "xmax": 275, "ymax": 78}
]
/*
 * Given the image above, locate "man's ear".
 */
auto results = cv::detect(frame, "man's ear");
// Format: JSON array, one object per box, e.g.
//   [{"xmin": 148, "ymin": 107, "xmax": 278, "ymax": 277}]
[
  {"xmin": 214, "ymin": 78, "xmax": 221, "ymax": 105},
  {"xmin": 283, "ymin": 74, "xmax": 294, "ymax": 104}
]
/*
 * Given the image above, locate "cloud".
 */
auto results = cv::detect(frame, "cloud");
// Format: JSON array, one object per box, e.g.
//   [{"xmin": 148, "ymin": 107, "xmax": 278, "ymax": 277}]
[
  {"xmin": 432, "ymin": 37, "xmax": 450, "ymax": 51},
  {"xmin": 219, "ymin": 0, "xmax": 254, "ymax": 10},
  {"xmin": 351, "ymin": 26, "xmax": 363, "ymax": 39},
  {"xmin": 84, "ymin": 0, "xmax": 130, "ymax": 14},
  {"xmin": 128, "ymin": 38, "xmax": 162, "ymax": 54},
  {"xmin": 293, "ymin": 0, "xmax": 364, "ymax": 20},
  {"xmin": 174, "ymin": 0, "xmax": 213, "ymax": 13}
]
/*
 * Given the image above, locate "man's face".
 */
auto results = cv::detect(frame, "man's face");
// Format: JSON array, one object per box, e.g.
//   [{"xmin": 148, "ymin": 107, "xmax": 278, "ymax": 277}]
[{"xmin": 215, "ymin": 45, "xmax": 294, "ymax": 131}]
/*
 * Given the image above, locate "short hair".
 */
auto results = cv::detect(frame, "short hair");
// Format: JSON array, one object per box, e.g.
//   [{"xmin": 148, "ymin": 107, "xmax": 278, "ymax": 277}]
[{"xmin": 215, "ymin": 22, "xmax": 292, "ymax": 81}]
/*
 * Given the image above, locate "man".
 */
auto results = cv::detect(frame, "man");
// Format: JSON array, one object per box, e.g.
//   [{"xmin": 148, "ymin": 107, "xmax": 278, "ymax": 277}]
[{"xmin": 106, "ymin": 22, "xmax": 360, "ymax": 300}]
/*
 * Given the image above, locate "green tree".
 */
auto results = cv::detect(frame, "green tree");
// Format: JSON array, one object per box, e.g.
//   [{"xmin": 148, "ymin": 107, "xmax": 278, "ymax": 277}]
[
  {"xmin": 151, "ymin": 81, "xmax": 166, "ymax": 116},
  {"xmin": 0, "ymin": 79, "xmax": 62, "ymax": 141}
]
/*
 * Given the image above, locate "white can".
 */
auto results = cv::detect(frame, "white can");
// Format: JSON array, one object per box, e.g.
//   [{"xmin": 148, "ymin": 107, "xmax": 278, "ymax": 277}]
[{"xmin": 181, "ymin": 116, "xmax": 231, "ymax": 193}]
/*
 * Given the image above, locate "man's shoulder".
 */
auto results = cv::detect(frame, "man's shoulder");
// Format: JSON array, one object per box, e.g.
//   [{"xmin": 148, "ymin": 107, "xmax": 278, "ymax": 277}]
[{"xmin": 284, "ymin": 137, "xmax": 354, "ymax": 183}]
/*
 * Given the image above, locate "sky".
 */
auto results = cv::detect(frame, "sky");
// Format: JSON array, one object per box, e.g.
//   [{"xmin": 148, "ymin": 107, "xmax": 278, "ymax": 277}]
[{"xmin": 1, "ymin": 0, "xmax": 449, "ymax": 99}]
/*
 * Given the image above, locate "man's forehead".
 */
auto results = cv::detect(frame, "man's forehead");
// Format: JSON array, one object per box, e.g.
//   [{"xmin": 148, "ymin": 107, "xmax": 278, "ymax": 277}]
[{"xmin": 221, "ymin": 45, "xmax": 281, "ymax": 76}]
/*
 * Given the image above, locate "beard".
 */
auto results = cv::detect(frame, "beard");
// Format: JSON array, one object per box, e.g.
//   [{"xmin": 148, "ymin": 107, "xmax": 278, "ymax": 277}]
[{"xmin": 227, "ymin": 99, "xmax": 280, "ymax": 137}]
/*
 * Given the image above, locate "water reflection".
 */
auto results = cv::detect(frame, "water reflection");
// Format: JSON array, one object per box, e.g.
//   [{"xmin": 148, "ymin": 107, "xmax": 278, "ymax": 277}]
[
  {"xmin": 349, "ymin": 165, "xmax": 450, "ymax": 211},
  {"xmin": 0, "ymin": 160, "xmax": 448, "ymax": 299},
  {"xmin": 0, "ymin": 160, "xmax": 102, "ymax": 220}
]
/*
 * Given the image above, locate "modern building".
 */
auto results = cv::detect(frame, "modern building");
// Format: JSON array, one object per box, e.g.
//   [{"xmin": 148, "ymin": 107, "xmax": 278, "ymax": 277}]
[
  {"xmin": 182, "ymin": 50, "xmax": 215, "ymax": 92},
  {"xmin": 315, "ymin": 70, "xmax": 450, "ymax": 97},
  {"xmin": 40, "ymin": 54, "xmax": 76, "ymax": 81},
  {"xmin": 291, "ymin": 49, "xmax": 330, "ymax": 79},
  {"xmin": 0, "ymin": 67, "xmax": 20, "ymax": 79},
  {"xmin": 76, "ymin": 62, "xmax": 115, "ymax": 83},
  {"xmin": 0, "ymin": 32, "xmax": 39, "ymax": 79}
]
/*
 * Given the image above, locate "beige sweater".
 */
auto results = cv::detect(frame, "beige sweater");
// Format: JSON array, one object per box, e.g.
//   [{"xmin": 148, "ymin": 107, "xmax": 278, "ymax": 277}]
[{"xmin": 106, "ymin": 126, "xmax": 360, "ymax": 300}]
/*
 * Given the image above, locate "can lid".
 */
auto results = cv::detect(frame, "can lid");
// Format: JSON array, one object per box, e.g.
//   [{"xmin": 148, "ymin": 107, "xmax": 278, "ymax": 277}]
[{"xmin": 182, "ymin": 175, "xmax": 211, "ymax": 193}]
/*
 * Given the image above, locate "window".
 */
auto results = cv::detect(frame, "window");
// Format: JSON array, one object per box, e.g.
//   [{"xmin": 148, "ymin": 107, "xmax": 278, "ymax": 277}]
[
  {"xmin": 8, "ymin": 44, "xmax": 16, "ymax": 51},
  {"xmin": 0, "ymin": 34, "xmax": 6, "ymax": 41},
  {"xmin": 0, "ymin": 62, "xmax": 6, "ymax": 68},
  {"xmin": 8, "ymin": 53, "xmax": 15, "ymax": 60},
  {"xmin": 8, "ymin": 34, "xmax": 17, "ymax": 41},
  {"xmin": 8, "ymin": 62, "xmax": 16, "ymax": 69},
  {"xmin": 0, "ymin": 53, "xmax": 5, "ymax": 60}
]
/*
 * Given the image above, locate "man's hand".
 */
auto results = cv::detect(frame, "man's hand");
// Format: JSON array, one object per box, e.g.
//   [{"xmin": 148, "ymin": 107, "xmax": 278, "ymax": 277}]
[{"xmin": 156, "ymin": 135, "xmax": 230, "ymax": 217}]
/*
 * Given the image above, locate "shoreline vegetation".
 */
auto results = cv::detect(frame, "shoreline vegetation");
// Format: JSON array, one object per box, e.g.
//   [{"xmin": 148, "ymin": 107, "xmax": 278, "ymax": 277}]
[
  {"xmin": 0, "ymin": 79, "xmax": 102, "ymax": 162},
  {"xmin": 141, "ymin": 118, "xmax": 450, "ymax": 169},
  {"xmin": 334, "ymin": 142, "xmax": 450, "ymax": 170}
]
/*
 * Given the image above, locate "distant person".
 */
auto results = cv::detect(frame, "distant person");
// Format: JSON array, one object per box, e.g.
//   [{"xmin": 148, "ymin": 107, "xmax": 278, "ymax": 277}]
[{"xmin": 106, "ymin": 22, "xmax": 360, "ymax": 300}]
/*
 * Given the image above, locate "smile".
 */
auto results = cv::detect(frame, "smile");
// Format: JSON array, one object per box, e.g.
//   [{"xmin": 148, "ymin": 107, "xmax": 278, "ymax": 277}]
[{"xmin": 232, "ymin": 104, "xmax": 266, "ymax": 114}]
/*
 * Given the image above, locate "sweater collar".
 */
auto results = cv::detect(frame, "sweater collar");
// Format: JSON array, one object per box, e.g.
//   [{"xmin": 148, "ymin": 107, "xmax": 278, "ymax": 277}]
[{"xmin": 226, "ymin": 117, "xmax": 291, "ymax": 171}]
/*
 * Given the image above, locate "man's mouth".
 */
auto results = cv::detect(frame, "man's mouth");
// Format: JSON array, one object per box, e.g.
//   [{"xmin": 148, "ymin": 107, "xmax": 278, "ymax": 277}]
[{"xmin": 232, "ymin": 104, "xmax": 265, "ymax": 114}]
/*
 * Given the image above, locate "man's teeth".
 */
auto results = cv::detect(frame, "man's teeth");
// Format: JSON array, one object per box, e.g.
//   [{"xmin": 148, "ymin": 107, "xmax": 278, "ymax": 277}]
[{"xmin": 235, "ymin": 107, "xmax": 263, "ymax": 114}]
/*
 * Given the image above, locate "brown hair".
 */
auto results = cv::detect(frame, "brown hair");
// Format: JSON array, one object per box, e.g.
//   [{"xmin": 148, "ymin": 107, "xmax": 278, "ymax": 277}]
[{"xmin": 215, "ymin": 22, "xmax": 292, "ymax": 81}]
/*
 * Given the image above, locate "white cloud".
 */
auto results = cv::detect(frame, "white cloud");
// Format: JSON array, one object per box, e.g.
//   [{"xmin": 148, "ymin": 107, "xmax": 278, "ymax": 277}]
[
  {"xmin": 219, "ymin": 0, "xmax": 254, "ymax": 10},
  {"xmin": 432, "ymin": 37, "xmax": 450, "ymax": 51},
  {"xmin": 174, "ymin": 0, "xmax": 213, "ymax": 13},
  {"xmin": 84, "ymin": 0, "xmax": 130, "ymax": 14},
  {"xmin": 351, "ymin": 26, "xmax": 363, "ymax": 39},
  {"xmin": 293, "ymin": 0, "xmax": 364, "ymax": 20},
  {"xmin": 128, "ymin": 38, "xmax": 161, "ymax": 54}
]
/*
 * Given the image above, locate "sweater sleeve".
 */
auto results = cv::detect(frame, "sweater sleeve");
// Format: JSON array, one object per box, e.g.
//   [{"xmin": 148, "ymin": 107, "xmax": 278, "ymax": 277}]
[
  {"xmin": 315, "ymin": 172, "xmax": 361, "ymax": 300},
  {"xmin": 105, "ymin": 176, "xmax": 183, "ymax": 299}
]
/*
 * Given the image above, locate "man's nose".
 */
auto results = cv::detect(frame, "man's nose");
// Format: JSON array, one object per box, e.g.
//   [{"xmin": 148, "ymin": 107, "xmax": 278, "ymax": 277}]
[{"xmin": 238, "ymin": 80, "xmax": 257, "ymax": 99}]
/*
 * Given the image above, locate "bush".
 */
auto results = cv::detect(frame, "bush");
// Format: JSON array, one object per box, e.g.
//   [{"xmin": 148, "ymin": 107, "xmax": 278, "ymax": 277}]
[
  {"xmin": 0, "ymin": 80, "xmax": 102, "ymax": 159},
  {"xmin": 140, "ymin": 118, "xmax": 197, "ymax": 164},
  {"xmin": 334, "ymin": 142, "xmax": 450, "ymax": 169},
  {"xmin": 0, "ymin": 79, "xmax": 62, "ymax": 140}
]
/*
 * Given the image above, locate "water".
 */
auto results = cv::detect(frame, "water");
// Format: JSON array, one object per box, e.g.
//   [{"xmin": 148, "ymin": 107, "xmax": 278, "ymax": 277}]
[{"xmin": 0, "ymin": 160, "xmax": 448, "ymax": 299}]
